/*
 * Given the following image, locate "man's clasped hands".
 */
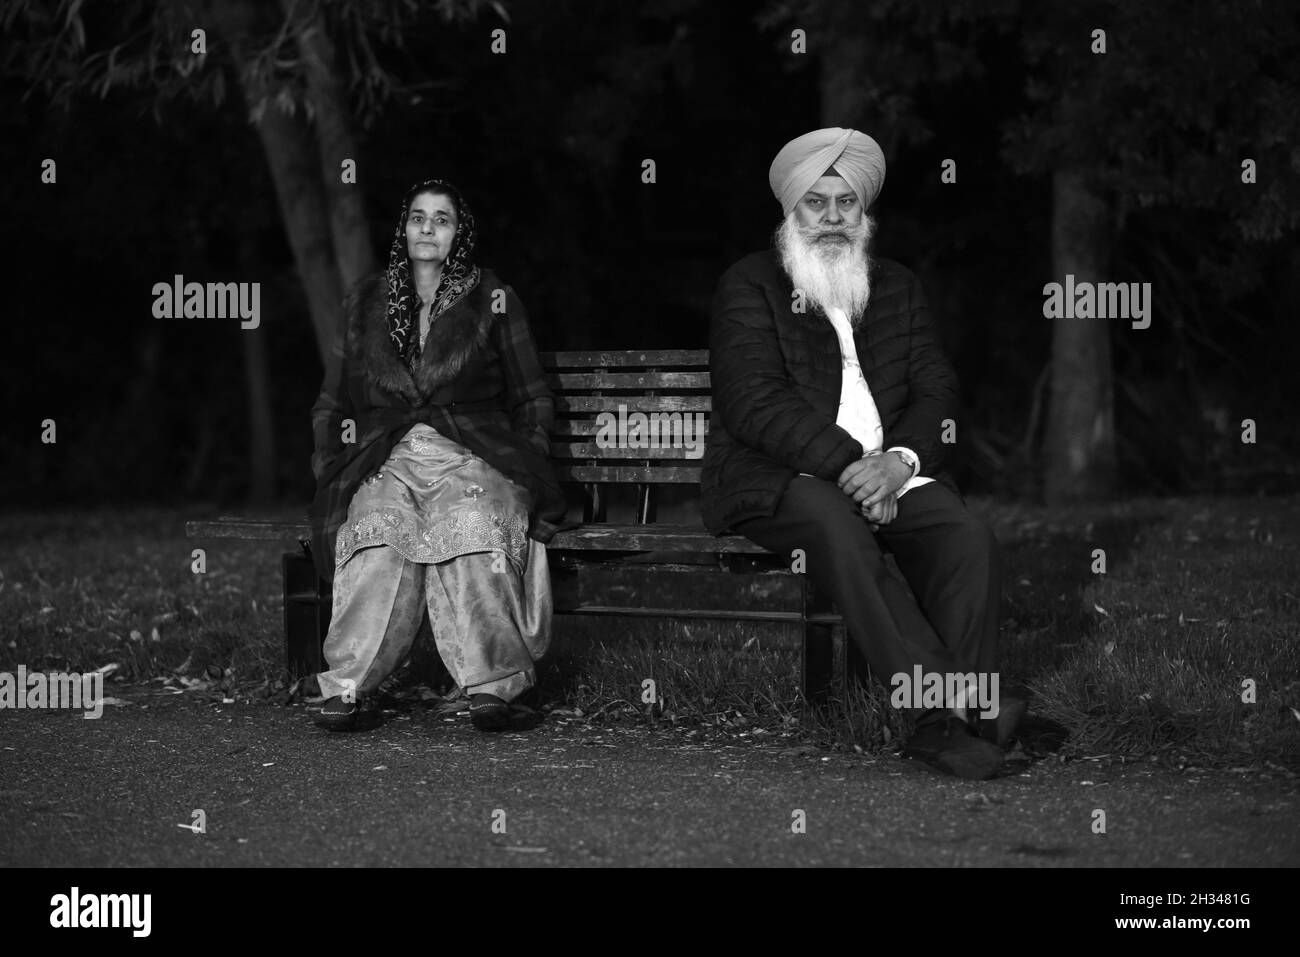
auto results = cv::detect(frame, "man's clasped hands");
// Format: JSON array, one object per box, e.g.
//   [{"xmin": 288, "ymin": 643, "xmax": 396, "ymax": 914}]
[{"xmin": 837, "ymin": 450, "xmax": 912, "ymax": 530}]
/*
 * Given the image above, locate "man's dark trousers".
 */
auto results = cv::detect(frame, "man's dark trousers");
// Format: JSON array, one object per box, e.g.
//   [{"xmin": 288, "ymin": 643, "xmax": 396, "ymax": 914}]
[{"xmin": 734, "ymin": 477, "xmax": 1001, "ymax": 687}]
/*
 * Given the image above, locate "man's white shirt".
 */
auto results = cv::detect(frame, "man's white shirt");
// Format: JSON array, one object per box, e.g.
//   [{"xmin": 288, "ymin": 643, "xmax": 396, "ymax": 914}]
[{"xmin": 799, "ymin": 305, "xmax": 935, "ymax": 499}]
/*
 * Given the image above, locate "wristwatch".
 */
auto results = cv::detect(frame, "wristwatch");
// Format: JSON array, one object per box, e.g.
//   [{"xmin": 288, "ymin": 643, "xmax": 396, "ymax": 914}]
[{"xmin": 889, "ymin": 448, "xmax": 918, "ymax": 476}]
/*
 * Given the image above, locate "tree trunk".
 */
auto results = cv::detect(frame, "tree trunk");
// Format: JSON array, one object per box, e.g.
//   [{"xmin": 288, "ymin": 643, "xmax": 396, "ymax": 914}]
[
  {"xmin": 235, "ymin": 222, "xmax": 277, "ymax": 504},
  {"xmin": 1044, "ymin": 167, "xmax": 1116, "ymax": 502},
  {"xmin": 250, "ymin": 106, "xmax": 343, "ymax": 366},
  {"xmin": 241, "ymin": 323, "xmax": 277, "ymax": 503},
  {"xmin": 206, "ymin": 1, "xmax": 296, "ymax": 500},
  {"xmin": 211, "ymin": 0, "xmax": 342, "ymax": 367},
  {"xmin": 291, "ymin": 2, "xmax": 377, "ymax": 292}
]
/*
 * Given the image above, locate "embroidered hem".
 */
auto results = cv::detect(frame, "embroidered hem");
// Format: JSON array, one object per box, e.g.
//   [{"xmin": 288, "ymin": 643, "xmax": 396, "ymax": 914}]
[{"xmin": 336, "ymin": 505, "xmax": 529, "ymax": 569}]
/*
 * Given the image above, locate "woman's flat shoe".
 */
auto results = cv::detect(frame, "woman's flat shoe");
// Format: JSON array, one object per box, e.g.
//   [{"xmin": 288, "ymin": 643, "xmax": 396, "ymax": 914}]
[
  {"xmin": 469, "ymin": 694, "xmax": 511, "ymax": 731},
  {"xmin": 316, "ymin": 695, "xmax": 375, "ymax": 732}
]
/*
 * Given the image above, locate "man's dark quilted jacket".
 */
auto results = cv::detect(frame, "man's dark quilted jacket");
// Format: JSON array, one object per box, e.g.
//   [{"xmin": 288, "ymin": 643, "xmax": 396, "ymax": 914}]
[{"xmin": 700, "ymin": 249, "xmax": 961, "ymax": 534}]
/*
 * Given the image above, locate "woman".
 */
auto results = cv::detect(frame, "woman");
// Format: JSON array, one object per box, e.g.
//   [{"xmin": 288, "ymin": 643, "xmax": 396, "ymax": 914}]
[{"xmin": 307, "ymin": 178, "xmax": 568, "ymax": 732}]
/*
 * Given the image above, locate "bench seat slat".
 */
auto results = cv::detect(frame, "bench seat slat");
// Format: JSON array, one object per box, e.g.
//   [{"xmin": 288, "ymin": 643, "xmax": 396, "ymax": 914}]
[
  {"xmin": 554, "ymin": 604, "xmax": 841, "ymax": 624},
  {"xmin": 548, "ymin": 523, "xmax": 766, "ymax": 552},
  {"xmin": 187, "ymin": 519, "xmax": 771, "ymax": 556}
]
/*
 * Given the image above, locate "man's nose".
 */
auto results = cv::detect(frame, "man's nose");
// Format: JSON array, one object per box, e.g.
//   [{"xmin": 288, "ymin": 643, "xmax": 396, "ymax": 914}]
[{"xmin": 823, "ymin": 205, "xmax": 842, "ymax": 225}]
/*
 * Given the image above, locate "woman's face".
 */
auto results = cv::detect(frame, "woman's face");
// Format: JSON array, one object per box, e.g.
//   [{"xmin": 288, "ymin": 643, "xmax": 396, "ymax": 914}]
[{"xmin": 405, "ymin": 191, "xmax": 458, "ymax": 266}]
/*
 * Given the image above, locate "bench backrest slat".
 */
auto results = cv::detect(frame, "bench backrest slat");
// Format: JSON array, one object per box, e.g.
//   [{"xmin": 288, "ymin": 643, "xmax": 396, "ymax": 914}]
[
  {"xmin": 553, "ymin": 395, "xmax": 712, "ymax": 414},
  {"xmin": 549, "ymin": 371, "xmax": 711, "ymax": 390},
  {"xmin": 556, "ymin": 465, "xmax": 702, "ymax": 484},
  {"xmin": 546, "ymin": 418, "xmax": 712, "ymax": 440},
  {"xmin": 552, "ymin": 442, "xmax": 702, "ymax": 460},
  {"xmin": 541, "ymin": 349, "xmax": 712, "ymax": 487},
  {"xmin": 542, "ymin": 349, "xmax": 708, "ymax": 368}
]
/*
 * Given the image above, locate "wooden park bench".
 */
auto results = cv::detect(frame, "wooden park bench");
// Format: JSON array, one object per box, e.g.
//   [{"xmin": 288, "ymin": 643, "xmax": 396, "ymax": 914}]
[{"xmin": 186, "ymin": 349, "xmax": 856, "ymax": 705}]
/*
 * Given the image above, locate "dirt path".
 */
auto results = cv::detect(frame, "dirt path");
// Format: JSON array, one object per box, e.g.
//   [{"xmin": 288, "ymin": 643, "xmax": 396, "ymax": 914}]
[{"xmin": 2, "ymin": 690, "xmax": 1296, "ymax": 867}]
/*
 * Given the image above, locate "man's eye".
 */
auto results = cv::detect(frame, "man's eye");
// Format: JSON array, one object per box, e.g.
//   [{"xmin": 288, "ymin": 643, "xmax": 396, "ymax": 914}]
[{"xmin": 807, "ymin": 199, "xmax": 822, "ymax": 207}]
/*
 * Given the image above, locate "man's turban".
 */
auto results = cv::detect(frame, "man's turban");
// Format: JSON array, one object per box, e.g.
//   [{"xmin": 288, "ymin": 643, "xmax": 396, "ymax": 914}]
[{"xmin": 769, "ymin": 128, "xmax": 886, "ymax": 217}]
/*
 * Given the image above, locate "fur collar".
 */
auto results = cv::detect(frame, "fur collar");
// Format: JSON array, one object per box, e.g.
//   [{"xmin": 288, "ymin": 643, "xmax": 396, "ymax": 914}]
[{"xmin": 344, "ymin": 272, "xmax": 495, "ymax": 404}]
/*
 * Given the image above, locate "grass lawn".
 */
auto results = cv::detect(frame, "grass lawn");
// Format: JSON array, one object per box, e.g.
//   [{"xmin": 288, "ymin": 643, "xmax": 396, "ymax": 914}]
[{"xmin": 2, "ymin": 495, "xmax": 1297, "ymax": 768}]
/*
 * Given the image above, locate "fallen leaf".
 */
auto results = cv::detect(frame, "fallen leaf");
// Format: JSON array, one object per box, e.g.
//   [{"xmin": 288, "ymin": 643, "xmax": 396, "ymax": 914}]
[{"xmin": 778, "ymin": 744, "xmax": 819, "ymax": 757}]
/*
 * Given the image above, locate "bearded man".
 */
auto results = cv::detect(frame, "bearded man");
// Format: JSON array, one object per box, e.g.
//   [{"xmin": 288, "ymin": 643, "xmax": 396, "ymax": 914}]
[{"xmin": 701, "ymin": 127, "xmax": 1022, "ymax": 780}]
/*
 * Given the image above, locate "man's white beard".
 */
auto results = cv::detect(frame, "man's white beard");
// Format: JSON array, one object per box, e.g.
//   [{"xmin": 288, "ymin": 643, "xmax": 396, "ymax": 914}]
[{"xmin": 776, "ymin": 212, "xmax": 875, "ymax": 323}]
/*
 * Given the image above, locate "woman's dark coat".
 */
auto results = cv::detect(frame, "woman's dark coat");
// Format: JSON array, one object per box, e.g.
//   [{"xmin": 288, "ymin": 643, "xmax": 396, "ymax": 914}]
[
  {"xmin": 700, "ymin": 250, "xmax": 961, "ymax": 534},
  {"xmin": 308, "ymin": 269, "xmax": 567, "ymax": 582}
]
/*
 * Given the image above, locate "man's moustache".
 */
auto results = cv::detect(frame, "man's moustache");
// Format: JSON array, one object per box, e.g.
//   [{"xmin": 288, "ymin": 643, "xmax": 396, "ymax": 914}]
[{"xmin": 801, "ymin": 228, "xmax": 861, "ymax": 241}]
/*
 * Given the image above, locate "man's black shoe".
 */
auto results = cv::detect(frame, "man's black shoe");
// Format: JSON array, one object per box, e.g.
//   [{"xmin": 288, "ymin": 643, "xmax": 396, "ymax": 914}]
[
  {"xmin": 903, "ymin": 714, "xmax": 1004, "ymax": 780},
  {"xmin": 1016, "ymin": 713, "xmax": 1071, "ymax": 753}
]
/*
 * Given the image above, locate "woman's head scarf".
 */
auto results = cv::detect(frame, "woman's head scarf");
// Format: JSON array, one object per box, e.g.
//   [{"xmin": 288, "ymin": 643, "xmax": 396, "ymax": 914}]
[{"xmin": 385, "ymin": 179, "xmax": 481, "ymax": 359}]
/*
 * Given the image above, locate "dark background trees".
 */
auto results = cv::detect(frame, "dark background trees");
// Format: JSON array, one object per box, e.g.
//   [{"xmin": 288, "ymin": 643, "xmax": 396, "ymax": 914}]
[{"xmin": 3, "ymin": 0, "xmax": 1296, "ymax": 511}]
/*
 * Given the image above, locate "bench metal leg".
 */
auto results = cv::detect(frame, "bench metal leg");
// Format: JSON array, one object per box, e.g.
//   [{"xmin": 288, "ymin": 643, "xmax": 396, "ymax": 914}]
[
  {"xmin": 800, "ymin": 576, "xmax": 834, "ymax": 710},
  {"xmin": 282, "ymin": 545, "xmax": 332, "ymax": 679}
]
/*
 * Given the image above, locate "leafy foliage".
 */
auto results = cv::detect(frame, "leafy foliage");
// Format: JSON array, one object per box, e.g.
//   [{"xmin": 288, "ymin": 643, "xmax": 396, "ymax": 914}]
[{"xmin": 3, "ymin": 0, "xmax": 502, "ymax": 123}]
